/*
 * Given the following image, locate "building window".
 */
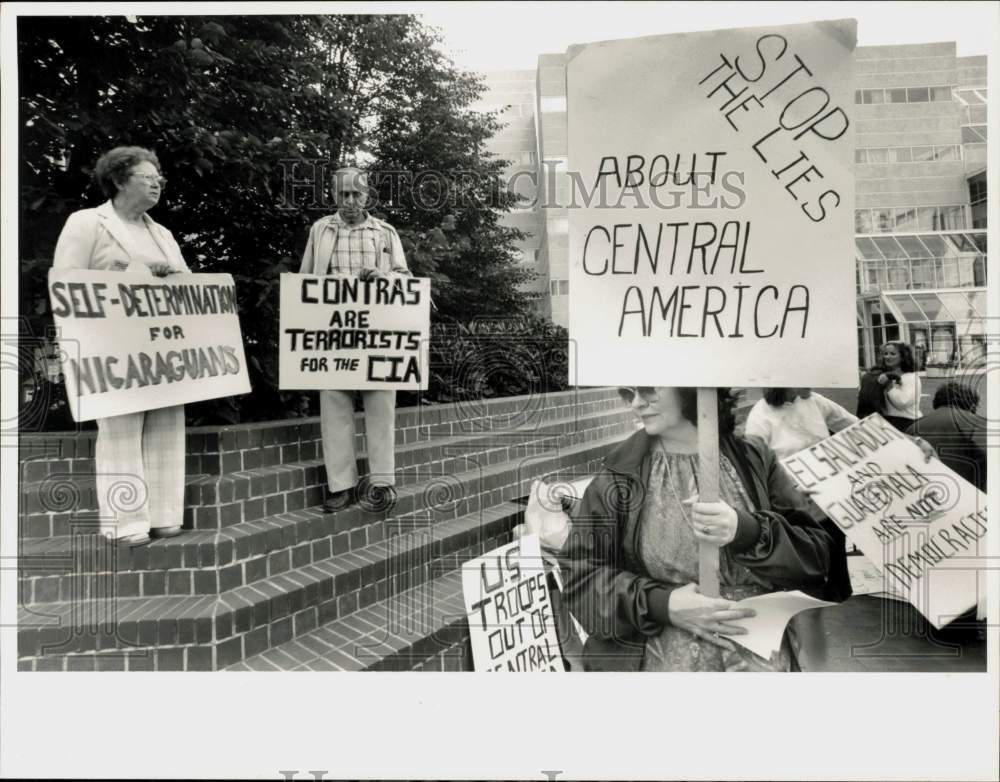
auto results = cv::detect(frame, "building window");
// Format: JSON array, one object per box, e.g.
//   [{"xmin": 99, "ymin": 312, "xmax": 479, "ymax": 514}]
[
  {"xmin": 855, "ymin": 204, "xmax": 970, "ymax": 235},
  {"xmin": 936, "ymin": 205, "xmax": 967, "ymax": 230},
  {"xmin": 873, "ymin": 208, "xmax": 894, "ymax": 233},
  {"xmin": 856, "ymin": 88, "xmax": 885, "ymax": 104},
  {"xmin": 856, "ymin": 144, "xmax": 961, "ymax": 164},
  {"xmin": 540, "ymin": 96, "xmax": 566, "ymax": 113},
  {"xmin": 955, "ymin": 88, "xmax": 987, "ymax": 105},
  {"xmin": 858, "ymin": 85, "xmax": 957, "ymax": 105},
  {"xmin": 962, "ymin": 125, "xmax": 988, "ymax": 144},
  {"xmin": 893, "ymin": 207, "xmax": 918, "ymax": 232}
]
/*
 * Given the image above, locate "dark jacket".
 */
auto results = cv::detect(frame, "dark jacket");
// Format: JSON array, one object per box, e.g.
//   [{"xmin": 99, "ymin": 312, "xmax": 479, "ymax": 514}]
[
  {"xmin": 558, "ymin": 429, "xmax": 837, "ymax": 672},
  {"xmin": 856, "ymin": 369, "xmax": 887, "ymax": 418},
  {"xmin": 907, "ymin": 407, "xmax": 987, "ymax": 492}
]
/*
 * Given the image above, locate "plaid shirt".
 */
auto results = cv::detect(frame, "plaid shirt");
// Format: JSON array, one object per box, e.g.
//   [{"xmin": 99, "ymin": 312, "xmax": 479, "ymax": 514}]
[{"xmin": 300, "ymin": 211, "xmax": 409, "ymax": 277}]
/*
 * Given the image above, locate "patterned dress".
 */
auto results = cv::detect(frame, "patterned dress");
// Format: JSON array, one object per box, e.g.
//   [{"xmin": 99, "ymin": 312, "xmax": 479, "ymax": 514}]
[{"xmin": 631, "ymin": 447, "xmax": 796, "ymax": 672}]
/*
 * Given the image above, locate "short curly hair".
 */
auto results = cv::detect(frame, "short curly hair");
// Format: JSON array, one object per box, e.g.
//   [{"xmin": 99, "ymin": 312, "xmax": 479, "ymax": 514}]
[
  {"xmin": 932, "ymin": 381, "xmax": 979, "ymax": 412},
  {"xmin": 93, "ymin": 146, "xmax": 161, "ymax": 199}
]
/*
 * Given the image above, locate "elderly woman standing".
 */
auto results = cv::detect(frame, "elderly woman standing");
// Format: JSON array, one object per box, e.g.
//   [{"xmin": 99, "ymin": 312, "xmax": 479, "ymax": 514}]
[
  {"xmin": 53, "ymin": 146, "xmax": 189, "ymax": 546},
  {"xmin": 559, "ymin": 387, "xmax": 835, "ymax": 672}
]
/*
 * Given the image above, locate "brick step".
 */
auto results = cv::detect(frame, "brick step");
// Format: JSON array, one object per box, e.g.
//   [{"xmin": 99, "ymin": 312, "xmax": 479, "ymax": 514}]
[
  {"xmin": 18, "ymin": 406, "xmax": 633, "ymax": 539},
  {"xmin": 226, "ymin": 569, "xmax": 472, "ymax": 672},
  {"xmin": 18, "ymin": 430, "xmax": 622, "ymax": 603},
  {"xmin": 18, "ymin": 387, "xmax": 625, "ymax": 474},
  {"xmin": 16, "ymin": 502, "xmax": 519, "ymax": 671}
]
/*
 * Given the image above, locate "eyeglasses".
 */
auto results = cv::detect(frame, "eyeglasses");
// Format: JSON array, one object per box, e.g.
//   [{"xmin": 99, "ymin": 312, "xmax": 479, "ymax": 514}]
[
  {"xmin": 617, "ymin": 387, "xmax": 659, "ymax": 405},
  {"xmin": 132, "ymin": 173, "xmax": 167, "ymax": 187}
]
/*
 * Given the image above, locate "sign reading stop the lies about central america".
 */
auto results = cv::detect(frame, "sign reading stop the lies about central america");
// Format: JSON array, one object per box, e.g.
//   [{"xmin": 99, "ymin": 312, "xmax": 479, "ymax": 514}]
[
  {"xmin": 567, "ymin": 19, "xmax": 858, "ymax": 386},
  {"xmin": 279, "ymin": 274, "xmax": 430, "ymax": 391}
]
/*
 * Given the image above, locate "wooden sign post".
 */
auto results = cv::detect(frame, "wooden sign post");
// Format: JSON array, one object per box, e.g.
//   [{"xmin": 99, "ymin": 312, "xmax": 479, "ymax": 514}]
[
  {"xmin": 697, "ymin": 387, "xmax": 721, "ymax": 598},
  {"xmin": 564, "ymin": 21, "xmax": 859, "ymax": 600}
]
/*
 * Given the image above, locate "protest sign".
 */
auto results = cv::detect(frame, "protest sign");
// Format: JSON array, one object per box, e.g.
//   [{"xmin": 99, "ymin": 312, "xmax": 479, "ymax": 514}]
[
  {"xmin": 279, "ymin": 273, "xmax": 430, "ymax": 390},
  {"xmin": 566, "ymin": 19, "xmax": 858, "ymax": 387},
  {"xmin": 48, "ymin": 269, "xmax": 250, "ymax": 422},
  {"xmin": 462, "ymin": 534, "xmax": 565, "ymax": 672},
  {"xmin": 781, "ymin": 414, "xmax": 989, "ymax": 628}
]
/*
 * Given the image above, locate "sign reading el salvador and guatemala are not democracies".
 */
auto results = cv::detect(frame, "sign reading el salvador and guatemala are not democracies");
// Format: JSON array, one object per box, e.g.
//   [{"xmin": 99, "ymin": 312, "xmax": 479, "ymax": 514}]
[
  {"xmin": 567, "ymin": 18, "xmax": 858, "ymax": 388},
  {"xmin": 782, "ymin": 414, "xmax": 988, "ymax": 628}
]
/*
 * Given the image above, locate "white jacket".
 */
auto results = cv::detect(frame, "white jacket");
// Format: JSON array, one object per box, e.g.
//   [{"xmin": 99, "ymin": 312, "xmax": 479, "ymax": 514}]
[
  {"xmin": 883, "ymin": 371, "xmax": 922, "ymax": 420},
  {"xmin": 53, "ymin": 200, "xmax": 190, "ymax": 274}
]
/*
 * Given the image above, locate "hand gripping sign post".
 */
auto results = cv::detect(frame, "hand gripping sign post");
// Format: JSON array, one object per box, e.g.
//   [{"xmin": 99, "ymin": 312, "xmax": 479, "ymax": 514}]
[
  {"xmin": 279, "ymin": 274, "xmax": 430, "ymax": 391},
  {"xmin": 48, "ymin": 269, "xmax": 251, "ymax": 421},
  {"xmin": 566, "ymin": 20, "xmax": 858, "ymax": 594},
  {"xmin": 781, "ymin": 414, "xmax": 988, "ymax": 628}
]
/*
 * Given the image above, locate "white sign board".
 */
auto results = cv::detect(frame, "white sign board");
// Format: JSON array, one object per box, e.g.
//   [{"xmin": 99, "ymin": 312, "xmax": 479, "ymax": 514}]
[
  {"xmin": 567, "ymin": 20, "xmax": 858, "ymax": 386},
  {"xmin": 781, "ymin": 414, "xmax": 988, "ymax": 628},
  {"xmin": 279, "ymin": 274, "xmax": 430, "ymax": 390},
  {"xmin": 48, "ymin": 269, "xmax": 251, "ymax": 421},
  {"xmin": 462, "ymin": 534, "xmax": 565, "ymax": 672}
]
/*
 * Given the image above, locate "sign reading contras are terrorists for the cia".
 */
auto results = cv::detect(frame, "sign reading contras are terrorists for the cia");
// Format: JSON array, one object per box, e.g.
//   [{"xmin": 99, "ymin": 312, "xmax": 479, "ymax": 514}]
[
  {"xmin": 279, "ymin": 274, "xmax": 430, "ymax": 391},
  {"xmin": 567, "ymin": 19, "xmax": 858, "ymax": 387},
  {"xmin": 48, "ymin": 269, "xmax": 251, "ymax": 422}
]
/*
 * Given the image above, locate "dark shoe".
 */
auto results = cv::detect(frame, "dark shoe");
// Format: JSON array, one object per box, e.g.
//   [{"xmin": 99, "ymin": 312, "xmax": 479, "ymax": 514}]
[
  {"xmin": 323, "ymin": 487, "xmax": 357, "ymax": 513},
  {"xmin": 150, "ymin": 526, "xmax": 184, "ymax": 539}
]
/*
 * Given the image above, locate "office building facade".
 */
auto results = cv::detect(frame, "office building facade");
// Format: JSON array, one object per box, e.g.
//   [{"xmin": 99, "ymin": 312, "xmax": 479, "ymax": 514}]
[{"xmin": 480, "ymin": 41, "xmax": 988, "ymax": 371}]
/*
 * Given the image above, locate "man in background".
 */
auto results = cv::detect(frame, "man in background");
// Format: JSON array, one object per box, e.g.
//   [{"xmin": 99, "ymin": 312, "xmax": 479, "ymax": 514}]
[{"xmin": 906, "ymin": 380, "xmax": 987, "ymax": 492}]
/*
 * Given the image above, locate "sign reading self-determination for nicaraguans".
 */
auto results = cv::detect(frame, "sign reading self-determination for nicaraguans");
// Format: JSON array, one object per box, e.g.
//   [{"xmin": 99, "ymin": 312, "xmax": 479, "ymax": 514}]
[
  {"xmin": 462, "ymin": 534, "xmax": 565, "ymax": 672},
  {"xmin": 567, "ymin": 19, "xmax": 858, "ymax": 387},
  {"xmin": 781, "ymin": 414, "xmax": 988, "ymax": 629},
  {"xmin": 279, "ymin": 274, "xmax": 430, "ymax": 391},
  {"xmin": 48, "ymin": 269, "xmax": 251, "ymax": 422}
]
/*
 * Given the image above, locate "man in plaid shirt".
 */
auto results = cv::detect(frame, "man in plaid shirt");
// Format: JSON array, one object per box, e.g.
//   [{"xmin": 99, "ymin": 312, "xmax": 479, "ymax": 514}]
[{"xmin": 300, "ymin": 167, "xmax": 410, "ymax": 511}]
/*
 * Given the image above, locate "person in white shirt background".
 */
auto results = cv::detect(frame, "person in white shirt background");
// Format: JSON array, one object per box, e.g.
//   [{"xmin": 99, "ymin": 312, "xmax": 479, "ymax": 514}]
[
  {"xmin": 857, "ymin": 340, "xmax": 923, "ymax": 432},
  {"xmin": 53, "ymin": 146, "xmax": 190, "ymax": 546},
  {"xmin": 744, "ymin": 387, "xmax": 858, "ymax": 461}
]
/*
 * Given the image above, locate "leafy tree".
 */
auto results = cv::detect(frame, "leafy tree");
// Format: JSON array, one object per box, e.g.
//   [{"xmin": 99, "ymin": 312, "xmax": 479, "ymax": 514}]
[{"xmin": 18, "ymin": 13, "xmax": 550, "ymax": 429}]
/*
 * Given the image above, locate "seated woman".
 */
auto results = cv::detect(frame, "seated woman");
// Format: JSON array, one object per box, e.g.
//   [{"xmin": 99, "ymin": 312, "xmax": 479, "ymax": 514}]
[{"xmin": 558, "ymin": 387, "xmax": 836, "ymax": 672}]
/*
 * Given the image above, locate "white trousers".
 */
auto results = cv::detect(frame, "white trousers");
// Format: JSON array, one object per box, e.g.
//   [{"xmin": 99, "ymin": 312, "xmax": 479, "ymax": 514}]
[
  {"xmin": 320, "ymin": 390, "xmax": 396, "ymax": 492},
  {"xmin": 94, "ymin": 405, "xmax": 186, "ymax": 538}
]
